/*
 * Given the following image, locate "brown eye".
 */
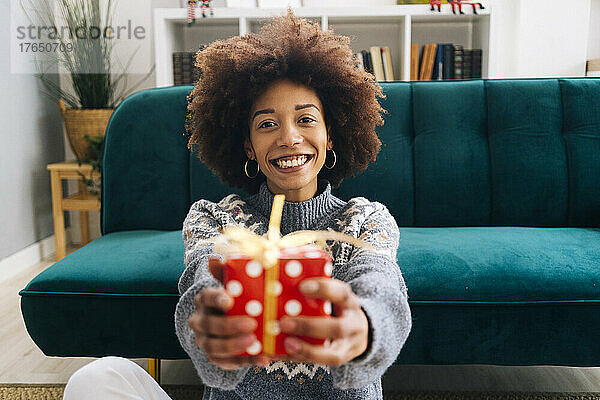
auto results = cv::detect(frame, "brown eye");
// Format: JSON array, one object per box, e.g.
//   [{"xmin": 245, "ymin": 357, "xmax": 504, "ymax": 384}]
[
  {"xmin": 299, "ymin": 117, "xmax": 315, "ymax": 123},
  {"xmin": 258, "ymin": 121, "xmax": 276, "ymax": 129}
]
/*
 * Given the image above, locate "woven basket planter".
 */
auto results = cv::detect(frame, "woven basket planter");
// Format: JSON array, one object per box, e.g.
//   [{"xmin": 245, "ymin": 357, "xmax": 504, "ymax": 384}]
[{"xmin": 59, "ymin": 99, "xmax": 114, "ymax": 162}]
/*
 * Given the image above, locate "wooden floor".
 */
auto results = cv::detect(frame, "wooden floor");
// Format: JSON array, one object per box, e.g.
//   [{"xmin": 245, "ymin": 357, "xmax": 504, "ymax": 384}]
[{"xmin": 3, "ymin": 250, "xmax": 600, "ymax": 392}]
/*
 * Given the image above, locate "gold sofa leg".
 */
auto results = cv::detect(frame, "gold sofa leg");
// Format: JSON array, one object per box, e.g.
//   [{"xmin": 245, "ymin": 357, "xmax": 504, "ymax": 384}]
[{"xmin": 148, "ymin": 358, "xmax": 161, "ymax": 383}]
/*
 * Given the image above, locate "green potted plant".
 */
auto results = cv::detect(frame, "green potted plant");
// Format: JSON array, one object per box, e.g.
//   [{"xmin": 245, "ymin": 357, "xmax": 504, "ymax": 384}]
[{"xmin": 21, "ymin": 0, "xmax": 154, "ymax": 193}]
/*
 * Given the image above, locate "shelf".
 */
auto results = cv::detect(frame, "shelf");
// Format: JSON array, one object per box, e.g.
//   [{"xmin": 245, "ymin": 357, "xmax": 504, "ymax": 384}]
[
  {"xmin": 154, "ymin": 4, "xmax": 491, "ymax": 86},
  {"xmin": 63, "ymin": 193, "xmax": 101, "ymax": 211}
]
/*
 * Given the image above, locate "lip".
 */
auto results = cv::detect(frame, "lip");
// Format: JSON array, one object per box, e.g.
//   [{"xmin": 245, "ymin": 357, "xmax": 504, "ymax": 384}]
[{"xmin": 271, "ymin": 154, "xmax": 313, "ymax": 173}]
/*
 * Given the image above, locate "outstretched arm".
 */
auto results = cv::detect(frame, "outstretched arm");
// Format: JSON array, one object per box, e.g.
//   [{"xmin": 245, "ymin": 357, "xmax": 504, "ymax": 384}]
[
  {"xmin": 329, "ymin": 203, "xmax": 412, "ymax": 389},
  {"xmin": 174, "ymin": 199, "xmax": 251, "ymax": 390}
]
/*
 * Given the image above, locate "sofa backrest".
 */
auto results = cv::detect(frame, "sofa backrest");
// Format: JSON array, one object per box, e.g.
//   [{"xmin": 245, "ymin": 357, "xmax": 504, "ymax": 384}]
[{"xmin": 101, "ymin": 78, "xmax": 600, "ymax": 234}]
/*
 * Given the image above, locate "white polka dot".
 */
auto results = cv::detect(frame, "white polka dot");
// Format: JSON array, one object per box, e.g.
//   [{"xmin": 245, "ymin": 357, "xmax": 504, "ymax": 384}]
[
  {"xmin": 245, "ymin": 300, "xmax": 263, "ymax": 316},
  {"xmin": 266, "ymin": 321, "xmax": 280, "ymax": 336},
  {"xmin": 285, "ymin": 260, "xmax": 302, "ymax": 277},
  {"xmin": 266, "ymin": 280, "xmax": 282, "ymax": 296},
  {"xmin": 285, "ymin": 299, "xmax": 302, "ymax": 316},
  {"xmin": 304, "ymin": 251, "xmax": 321, "ymax": 259},
  {"xmin": 324, "ymin": 262, "xmax": 333, "ymax": 276},
  {"xmin": 226, "ymin": 280, "xmax": 243, "ymax": 297},
  {"xmin": 246, "ymin": 340, "xmax": 262, "ymax": 355},
  {"xmin": 323, "ymin": 301, "xmax": 332, "ymax": 315},
  {"xmin": 245, "ymin": 261, "xmax": 262, "ymax": 278},
  {"xmin": 324, "ymin": 339, "xmax": 331, "ymax": 347}
]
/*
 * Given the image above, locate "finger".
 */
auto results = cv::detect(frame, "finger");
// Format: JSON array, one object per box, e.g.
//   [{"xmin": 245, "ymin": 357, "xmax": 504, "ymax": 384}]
[
  {"xmin": 299, "ymin": 278, "xmax": 361, "ymax": 314},
  {"xmin": 279, "ymin": 315, "xmax": 358, "ymax": 339},
  {"xmin": 195, "ymin": 332, "xmax": 258, "ymax": 357},
  {"xmin": 189, "ymin": 313, "xmax": 257, "ymax": 336},
  {"xmin": 283, "ymin": 336, "xmax": 346, "ymax": 367},
  {"xmin": 195, "ymin": 287, "xmax": 233, "ymax": 312},
  {"xmin": 208, "ymin": 257, "xmax": 226, "ymax": 284}
]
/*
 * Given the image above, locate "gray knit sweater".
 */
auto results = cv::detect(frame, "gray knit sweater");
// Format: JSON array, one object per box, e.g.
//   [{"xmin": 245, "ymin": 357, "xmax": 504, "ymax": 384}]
[{"xmin": 175, "ymin": 179, "xmax": 412, "ymax": 400}]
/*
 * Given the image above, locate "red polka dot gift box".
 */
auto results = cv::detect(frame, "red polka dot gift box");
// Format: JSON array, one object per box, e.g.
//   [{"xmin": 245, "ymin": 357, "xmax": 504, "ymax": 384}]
[
  {"xmin": 203, "ymin": 194, "xmax": 374, "ymax": 356},
  {"xmin": 222, "ymin": 244, "xmax": 334, "ymax": 356}
]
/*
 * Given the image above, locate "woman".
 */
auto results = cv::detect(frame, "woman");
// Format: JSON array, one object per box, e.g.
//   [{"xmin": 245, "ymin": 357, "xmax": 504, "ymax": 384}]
[{"xmin": 63, "ymin": 9, "xmax": 411, "ymax": 400}]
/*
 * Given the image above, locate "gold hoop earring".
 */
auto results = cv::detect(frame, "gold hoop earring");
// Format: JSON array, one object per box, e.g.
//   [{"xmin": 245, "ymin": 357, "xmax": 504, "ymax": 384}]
[
  {"xmin": 325, "ymin": 149, "xmax": 337, "ymax": 169},
  {"xmin": 244, "ymin": 158, "xmax": 260, "ymax": 178}
]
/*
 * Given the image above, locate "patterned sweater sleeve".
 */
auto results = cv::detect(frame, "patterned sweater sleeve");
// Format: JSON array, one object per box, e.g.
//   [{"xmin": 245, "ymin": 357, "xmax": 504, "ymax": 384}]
[
  {"xmin": 174, "ymin": 198, "xmax": 251, "ymax": 390},
  {"xmin": 330, "ymin": 200, "xmax": 412, "ymax": 390}
]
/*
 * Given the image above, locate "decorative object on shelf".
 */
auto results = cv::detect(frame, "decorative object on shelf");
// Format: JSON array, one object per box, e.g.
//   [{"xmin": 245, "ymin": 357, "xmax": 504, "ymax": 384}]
[
  {"xmin": 201, "ymin": 0, "xmax": 215, "ymax": 17},
  {"xmin": 23, "ymin": 0, "xmax": 153, "ymax": 162},
  {"xmin": 429, "ymin": 0, "xmax": 485, "ymax": 14},
  {"xmin": 188, "ymin": 0, "xmax": 215, "ymax": 25},
  {"xmin": 188, "ymin": 0, "xmax": 197, "ymax": 25}
]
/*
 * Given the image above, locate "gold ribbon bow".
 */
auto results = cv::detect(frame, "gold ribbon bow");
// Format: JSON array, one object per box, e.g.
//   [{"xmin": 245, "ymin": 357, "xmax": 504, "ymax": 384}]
[
  {"xmin": 209, "ymin": 194, "xmax": 375, "ymax": 267},
  {"xmin": 206, "ymin": 194, "xmax": 374, "ymax": 354}
]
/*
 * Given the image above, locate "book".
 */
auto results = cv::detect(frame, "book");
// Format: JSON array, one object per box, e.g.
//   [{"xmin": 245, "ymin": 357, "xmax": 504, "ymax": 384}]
[
  {"xmin": 419, "ymin": 44, "xmax": 437, "ymax": 81},
  {"xmin": 173, "ymin": 52, "xmax": 184, "ymax": 86},
  {"xmin": 172, "ymin": 47, "xmax": 205, "ymax": 85},
  {"xmin": 441, "ymin": 44, "xmax": 454, "ymax": 80},
  {"xmin": 463, "ymin": 49, "xmax": 472, "ymax": 79},
  {"xmin": 453, "ymin": 44, "xmax": 464, "ymax": 79},
  {"xmin": 381, "ymin": 46, "xmax": 395, "ymax": 81},
  {"xmin": 471, "ymin": 49, "xmax": 482, "ymax": 78},
  {"xmin": 361, "ymin": 49, "xmax": 373, "ymax": 75},
  {"xmin": 431, "ymin": 44, "xmax": 443, "ymax": 80},
  {"xmin": 411, "ymin": 43, "xmax": 420, "ymax": 81},
  {"xmin": 370, "ymin": 46, "xmax": 386, "ymax": 81},
  {"xmin": 355, "ymin": 52, "xmax": 365, "ymax": 71}
]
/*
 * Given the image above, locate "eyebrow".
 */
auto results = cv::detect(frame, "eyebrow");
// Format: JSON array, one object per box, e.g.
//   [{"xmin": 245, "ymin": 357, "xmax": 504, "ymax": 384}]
[{"xmin": 251, "ymin": 104, "xmax": 320, "ymax": 121}]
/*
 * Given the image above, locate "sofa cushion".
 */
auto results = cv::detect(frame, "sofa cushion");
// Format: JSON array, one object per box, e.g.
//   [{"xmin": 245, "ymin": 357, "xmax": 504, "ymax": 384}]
[
  {"xmin": 399, "ymin": 227, "xmax": 600, "ymax": 301},
  {"xmin": 19, "ymin": 231, "xmax": 188, "ymax": 358},
  {"xmin": 398, "ymin": 226, "xmax": 600, "ymax": 365}
]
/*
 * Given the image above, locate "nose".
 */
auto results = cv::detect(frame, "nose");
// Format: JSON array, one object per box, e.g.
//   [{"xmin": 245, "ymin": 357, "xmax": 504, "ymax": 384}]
[{"xmin": 276, "ymin": 120, "xmax": 303, "ymax": 148}]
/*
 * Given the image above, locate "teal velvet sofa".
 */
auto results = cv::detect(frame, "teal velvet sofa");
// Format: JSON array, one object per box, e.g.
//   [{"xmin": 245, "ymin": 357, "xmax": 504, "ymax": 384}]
[{"xmin": 20, "ymin": 78, "xmax": 600, "ymax": 369}]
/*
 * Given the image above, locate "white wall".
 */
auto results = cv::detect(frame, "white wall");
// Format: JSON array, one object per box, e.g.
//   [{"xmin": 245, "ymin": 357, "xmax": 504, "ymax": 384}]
[
  {"xmin": 490, "ymin": 0, "xmax": 591, "ymax": 78},
  {"xmin": 0, "ymin": 0, "xmax": 65, "ymax": 261},
  {"xmin": 588, "ymin": 0, "xmax": 600, "ymax": 59}
]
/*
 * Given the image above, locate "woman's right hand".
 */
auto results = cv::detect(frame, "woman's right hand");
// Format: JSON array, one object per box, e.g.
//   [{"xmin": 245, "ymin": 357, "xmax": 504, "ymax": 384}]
[{"xmin": 188, "ymin": 258, "xmax": 271, "ymax": 370}]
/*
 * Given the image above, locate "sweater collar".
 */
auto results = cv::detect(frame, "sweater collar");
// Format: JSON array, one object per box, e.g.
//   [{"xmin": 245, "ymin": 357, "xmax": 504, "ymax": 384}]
[{"xmin": 252, "ymin": 179, "xmax": 345, "ymax": 234}]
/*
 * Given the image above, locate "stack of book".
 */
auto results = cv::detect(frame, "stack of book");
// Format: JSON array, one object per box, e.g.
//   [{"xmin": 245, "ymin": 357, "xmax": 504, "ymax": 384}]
[
  {"xmin": 354, "ymin": 46, "xmax": 395, "ymax": 82},
  {"xmin": 411, "ymin": 43, "xmax": 482, "ymax": 80},
  {"xmin": 172, "ymin": 46, "xmax": 205, "ymax": 85}
]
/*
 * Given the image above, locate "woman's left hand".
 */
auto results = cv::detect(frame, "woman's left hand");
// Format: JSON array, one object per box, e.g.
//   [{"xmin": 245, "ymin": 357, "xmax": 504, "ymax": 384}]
[{"xmin": 273, "ymin": 278, "xmax": 370, "ymax": 366}]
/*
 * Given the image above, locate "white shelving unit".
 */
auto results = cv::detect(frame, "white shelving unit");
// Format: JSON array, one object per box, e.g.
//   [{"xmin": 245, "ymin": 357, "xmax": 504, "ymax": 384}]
[{"xmin": 154, "ymin": 4, "xmax": 491, "ymax": 87}]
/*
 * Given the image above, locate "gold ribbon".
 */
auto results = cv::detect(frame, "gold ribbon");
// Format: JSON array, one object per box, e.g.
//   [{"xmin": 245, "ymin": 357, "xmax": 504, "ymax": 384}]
[{"xmin": 207, "ymin": 194, "xmax": 375, "ymax": 354}]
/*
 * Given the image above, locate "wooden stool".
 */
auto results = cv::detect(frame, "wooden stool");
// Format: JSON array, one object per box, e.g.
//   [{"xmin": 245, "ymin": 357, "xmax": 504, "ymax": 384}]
[{"xmin": 47, "ymin": 162, "xmax": 101, "ymax": 261}]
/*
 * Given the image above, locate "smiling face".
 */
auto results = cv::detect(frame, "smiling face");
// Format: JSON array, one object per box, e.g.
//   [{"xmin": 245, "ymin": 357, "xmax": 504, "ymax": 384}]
[{"xmin": 244, "ymin": 79, "xmax": 333, "ymax": 202}]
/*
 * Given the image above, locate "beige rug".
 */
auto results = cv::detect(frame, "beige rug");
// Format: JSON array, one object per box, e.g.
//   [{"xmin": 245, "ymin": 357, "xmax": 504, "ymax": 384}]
[{"xmin": 1, "ymin": 384, "xmax": 600, "ymax": 399}]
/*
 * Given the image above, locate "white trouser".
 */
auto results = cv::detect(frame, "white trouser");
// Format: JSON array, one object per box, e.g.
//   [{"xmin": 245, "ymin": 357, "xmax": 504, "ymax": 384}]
[{"xmin": 63, "ymin": 356, "xmax": 172, "ymax": 400}]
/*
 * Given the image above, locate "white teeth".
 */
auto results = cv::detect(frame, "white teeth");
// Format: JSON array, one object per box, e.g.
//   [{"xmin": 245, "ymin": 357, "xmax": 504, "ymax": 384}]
[{"xmin": 276, "ymin": 155, "xmax": 308, "ymax": 169}]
